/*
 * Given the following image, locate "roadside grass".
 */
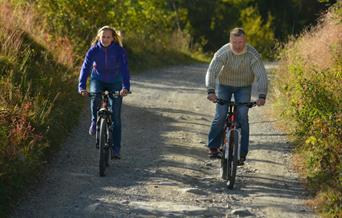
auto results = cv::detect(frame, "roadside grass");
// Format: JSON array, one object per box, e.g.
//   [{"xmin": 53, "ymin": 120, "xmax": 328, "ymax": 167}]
[
  {"xmin": 271, "ymin": 3, "xmax": 341, "ymax": 217},
  {"xmin": 0, "ymin": 24, "xmax": 83, "ymax": 217}
]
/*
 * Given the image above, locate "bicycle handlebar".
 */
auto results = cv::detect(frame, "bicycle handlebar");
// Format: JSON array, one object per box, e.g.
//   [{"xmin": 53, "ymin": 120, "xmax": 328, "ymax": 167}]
[
  {"xmin": 216, "ymin": 99, "xmax": 256, "ymax": 108},
  {"xmin": 88, "ymin": 90, "xmax": 132, "ymax": 98}
]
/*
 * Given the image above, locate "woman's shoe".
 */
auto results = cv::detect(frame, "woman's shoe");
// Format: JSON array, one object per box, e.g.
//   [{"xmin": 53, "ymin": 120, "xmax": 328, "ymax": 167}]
[{"xmin": 88, "ymin": 121, "xmax": 96, "ymax": 136}]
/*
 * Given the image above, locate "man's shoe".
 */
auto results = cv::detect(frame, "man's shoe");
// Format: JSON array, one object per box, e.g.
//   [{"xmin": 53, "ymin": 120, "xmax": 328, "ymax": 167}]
[
  {"xmin": 209, "ymin": 148, "xmax": 222, "ymax": 159},
  {"xmin": 238, "ymin": 156, "xmax": 246, "ymax": 166},
  {"xmin": 88, "ymin": 121, "xmax": 96, "ymax": 136}
]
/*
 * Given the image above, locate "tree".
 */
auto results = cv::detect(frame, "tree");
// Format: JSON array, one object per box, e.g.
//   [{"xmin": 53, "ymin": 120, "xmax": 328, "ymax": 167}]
[{"xmin": 240, "ymin": 6, "xmax": 275, "ymax": 59}]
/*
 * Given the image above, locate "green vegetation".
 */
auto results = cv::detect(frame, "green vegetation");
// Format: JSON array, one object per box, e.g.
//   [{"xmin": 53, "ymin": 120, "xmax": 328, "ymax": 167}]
[
  {"xmin": 174, "ymin": 0, "xmax": 335, "ymax": 58},
  {"xmin": 22, "ymin": 0, "xmax": 337, "ymax": 60},
  {"xmin": 0, "ymin": 4, "xmax": 82, "ymax": 216},
  {"xmin": 33, "ymin": 0, "xmax": 207, "ymax": 69},
  {"xmin": 273, "ymin": 3, "xmax": 341, "ymax": 217}
]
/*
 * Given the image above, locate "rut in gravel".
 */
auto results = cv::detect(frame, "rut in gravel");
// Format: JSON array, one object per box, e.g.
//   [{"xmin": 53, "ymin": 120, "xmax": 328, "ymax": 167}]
[{"xmin": 12, "ymin": 64, "xmax": 317, "ymax": 218}]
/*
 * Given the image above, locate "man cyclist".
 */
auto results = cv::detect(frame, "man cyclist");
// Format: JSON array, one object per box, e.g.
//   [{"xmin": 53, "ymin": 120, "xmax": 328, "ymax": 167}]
[{"xmin": 205, "ymin": 27, "xmax": 268, "ymax": 165}]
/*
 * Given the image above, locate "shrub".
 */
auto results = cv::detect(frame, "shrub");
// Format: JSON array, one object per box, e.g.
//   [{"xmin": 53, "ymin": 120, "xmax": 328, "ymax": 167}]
[
  {"xmin": 240, "ymin": 6, "xmax": 275, "ymax": 59},
  {"xmin": 273, "ymin": 2, "xmax": 342, "ymax": 217},
  {"xmin": 0, "ymin": 2, "xmax": 82, "ymax": 216}
]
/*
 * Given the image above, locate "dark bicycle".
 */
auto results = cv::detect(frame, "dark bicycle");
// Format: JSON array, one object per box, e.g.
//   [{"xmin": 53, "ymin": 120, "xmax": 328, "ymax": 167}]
[
  {"xmin": 217, "ymin": 99, "xmax": 256, "ymax": 189},
  {"xmin": 90, "ymin": 90, "xmax": 129, "ymax": 177}
]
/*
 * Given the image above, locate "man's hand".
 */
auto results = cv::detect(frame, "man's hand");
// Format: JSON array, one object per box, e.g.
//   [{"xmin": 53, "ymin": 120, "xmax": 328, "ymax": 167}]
[
  {"xmin": 207, "ymin": 93, "xmax": 217, "ymax": 102},
  {"xmin": 256, "ymin": 98, "xmax": 266, "ymax": 106},
  {"xmin": 80, "ymin": 90, "xmax": 89, "ymax": 96},
  {"xmin": 120, "ymin": 88, "xmax": 129, "ymax": 97}
]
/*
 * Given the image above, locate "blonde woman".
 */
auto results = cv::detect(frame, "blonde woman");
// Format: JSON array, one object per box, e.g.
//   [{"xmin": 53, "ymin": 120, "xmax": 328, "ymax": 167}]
[{"xmin": 78, "ymin": 26, "xmax": 130, "ymax": 159}]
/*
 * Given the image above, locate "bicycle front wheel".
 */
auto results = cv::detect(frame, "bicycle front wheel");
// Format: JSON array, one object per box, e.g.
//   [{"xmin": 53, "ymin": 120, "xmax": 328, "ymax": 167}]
[
  {"xmin": 227, "ymin": 130, "xmax": 239, "ymax": 189},
  {"xmin": 220, "ymin": 129, "xmax": 228, "ymax": 180},
  {"xmin": 99, "ymin": 118, "xmax": 108, "ymax": 177}
]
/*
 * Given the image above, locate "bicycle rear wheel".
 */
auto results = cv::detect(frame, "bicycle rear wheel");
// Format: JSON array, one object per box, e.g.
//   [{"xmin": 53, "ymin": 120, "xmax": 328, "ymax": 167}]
[
  {"xmin": 99, "ymin": 118, "xmax": 108, "ymax": 177},
  {"xmin": 227, "ymin": 131, "xmax": 239, "ymax": 189}
]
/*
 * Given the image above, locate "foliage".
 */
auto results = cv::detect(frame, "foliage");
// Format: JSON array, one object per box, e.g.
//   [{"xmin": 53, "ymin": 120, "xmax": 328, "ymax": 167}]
[
  {"xmin": 34, "ymin": 0, "xmax": 179, "ymax": 59},
  {"xmin": 240, "ymin": 6, "xmax": 275, "ymax": 59},
  {"xmin": 0, "ymin": 2, "xmax": 82, "ymax": 216},
  {"xmin": 176, "ymin": 0, "xmax": 248, "ymax": 52},
  {"xmin": 273, "ymin": 2, "xmax": 341, "ymax": 217},
  {"xmin": 11, "ymin": 0, "xmax": 336, "ymax": 60},
  {"xmin": 174, "ymin": 0, "xmax": 335, "ymax": 58},
  {"xmin": 255, "ymin": 0, "xmax": 337, "ymax": 40}
]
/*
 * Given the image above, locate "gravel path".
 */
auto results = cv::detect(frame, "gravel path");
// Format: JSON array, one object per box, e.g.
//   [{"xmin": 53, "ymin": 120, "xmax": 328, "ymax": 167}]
[{"xmin": 12, "ymin": 64, "xmax": 317, "ymax": 217}]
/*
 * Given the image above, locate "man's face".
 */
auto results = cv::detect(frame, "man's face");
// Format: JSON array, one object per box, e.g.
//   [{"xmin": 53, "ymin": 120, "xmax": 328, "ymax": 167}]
[{"xmin": 230, "ymin": 35, "xmax": 246, "ymax": 53}]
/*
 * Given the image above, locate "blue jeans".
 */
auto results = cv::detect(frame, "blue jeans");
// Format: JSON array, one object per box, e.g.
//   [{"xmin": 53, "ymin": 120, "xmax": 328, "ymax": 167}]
[
  {"xmin": 90, "ymin": 79, "xmax": 122, "ymax": 155},
  {"xmin": 208, "ymin": 84, "xmax": 252, "ymax": 156}
]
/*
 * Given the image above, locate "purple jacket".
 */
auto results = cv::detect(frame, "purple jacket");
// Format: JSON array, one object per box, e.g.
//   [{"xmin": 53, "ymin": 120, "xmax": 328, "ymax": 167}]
[{"xmin": 78, "ymin": 41, "xmax": 130, "ymax": 93}]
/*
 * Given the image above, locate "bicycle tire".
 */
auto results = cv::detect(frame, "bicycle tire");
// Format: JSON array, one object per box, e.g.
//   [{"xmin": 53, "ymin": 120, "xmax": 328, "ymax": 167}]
[
  {"xmin": 105, "ymin": 122, "xmax": 110, "ymax": 167},
  {"xmin": 99, "ymin": 118, "xmax": 107, "ymax": 177},
  {"xmin": 221, "ymin": 134, "xmax": 228, "ymax": 180},
  {"xmin": 227, "ymin": 130, "xmax": 239, "ymax": 189},
  {"xmin": 221, "ymin": 156, "xmax": 228, "ymax": 180}
]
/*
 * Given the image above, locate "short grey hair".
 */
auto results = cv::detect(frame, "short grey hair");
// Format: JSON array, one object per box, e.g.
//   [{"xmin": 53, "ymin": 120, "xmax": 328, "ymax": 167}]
[{"xmin": 230, "ymin": 27, "xmax": 246, "ymax": 37}]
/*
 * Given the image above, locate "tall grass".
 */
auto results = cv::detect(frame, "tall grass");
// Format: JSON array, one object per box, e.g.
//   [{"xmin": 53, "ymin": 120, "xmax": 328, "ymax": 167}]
[
  {"xmin": 1, "ymin": 2, "xmax": 75, "ymax": 67},
  {"xmin": 0, "ymin": 2, "xmax": 82, "ymax": 216},
  {"xmin": 273, "ymin": 3, "xmax": 341, "ymax": 217}
]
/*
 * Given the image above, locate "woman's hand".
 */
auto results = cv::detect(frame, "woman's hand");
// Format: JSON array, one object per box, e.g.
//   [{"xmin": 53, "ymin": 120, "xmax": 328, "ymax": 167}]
[{"xmin": 120, "ymin": 88, "xmax": 129, "ymax": 97}]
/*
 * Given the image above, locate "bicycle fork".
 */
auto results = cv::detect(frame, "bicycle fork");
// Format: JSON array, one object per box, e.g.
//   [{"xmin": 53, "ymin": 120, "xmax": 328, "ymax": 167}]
[
  {"xmin": 95, "ymin": 110, "xmax": 112, "ymax": 149},
  {"xmin": 225, "ymin": 128, "xmax": 242, "ymax": 160}
]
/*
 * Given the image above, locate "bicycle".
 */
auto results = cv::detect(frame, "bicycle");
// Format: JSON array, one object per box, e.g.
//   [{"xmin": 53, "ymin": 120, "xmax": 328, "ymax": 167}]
[
  {"xmin": 90, "ymin": 90, "xmax": 129, "ymax": 177},
  {"xmin": 216, "ymin": 99, "xmax": 256, "ymax": 189}
]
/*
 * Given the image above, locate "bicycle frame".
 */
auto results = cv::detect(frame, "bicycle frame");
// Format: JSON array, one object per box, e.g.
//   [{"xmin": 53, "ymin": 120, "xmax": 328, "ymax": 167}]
[
  {"xmin": 217, "ymin": 99, "xmax": 256, "ymax": 188},
  {"xmin": 94, "ymin": 90, "xmax": 120, "ymax": 148},
  {"xmin": 88, "ymin": 90, "xmax": 130, "ymax": 176},
  {"xmin": 224, "ymin": 104, "xmax": 241, "ymax": 161}
]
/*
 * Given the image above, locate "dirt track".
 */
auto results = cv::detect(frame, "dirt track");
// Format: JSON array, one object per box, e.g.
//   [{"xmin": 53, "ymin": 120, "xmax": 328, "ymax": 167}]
[{"xmin": 12, "ymin": 64, "xmax": 317, "ymax": 217}]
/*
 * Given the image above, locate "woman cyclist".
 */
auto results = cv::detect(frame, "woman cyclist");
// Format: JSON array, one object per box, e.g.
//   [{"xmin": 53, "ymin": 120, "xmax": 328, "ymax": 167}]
[{"xmin": 78, "ymin": 25, "xmax": 130, "ymax": 159}]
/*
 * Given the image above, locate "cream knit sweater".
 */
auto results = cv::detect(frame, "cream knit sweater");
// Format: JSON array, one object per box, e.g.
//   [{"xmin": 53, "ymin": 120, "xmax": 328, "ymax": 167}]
[{"xmin": 205, "ymin": 43, "xmax": 268, "ymax": 98}]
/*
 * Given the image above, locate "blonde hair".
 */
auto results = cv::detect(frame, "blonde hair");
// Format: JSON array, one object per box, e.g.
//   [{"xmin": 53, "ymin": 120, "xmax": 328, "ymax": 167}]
[{"xmin": 92, "ymin": 25, "xmax": 123, "ymax": 47}]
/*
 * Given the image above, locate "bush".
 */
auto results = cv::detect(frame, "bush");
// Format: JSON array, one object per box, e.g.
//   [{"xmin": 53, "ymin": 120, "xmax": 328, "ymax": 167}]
[
  {"xmin": 240, "ymin": 6, "xmax": 275, "ymax": 59},
  {"xmin": 273, "ymin": 3, "xmax": 342, "ymax": 217},
  {"xmin": 0, "ymin": 3, "xmax": 82, "ymax": 216}
]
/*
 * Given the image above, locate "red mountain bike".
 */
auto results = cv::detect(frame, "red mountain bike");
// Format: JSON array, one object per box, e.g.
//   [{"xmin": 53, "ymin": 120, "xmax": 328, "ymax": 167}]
[{"xmin": 217, "ymin": 99, "xmax": 256, "ymax": 189}]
